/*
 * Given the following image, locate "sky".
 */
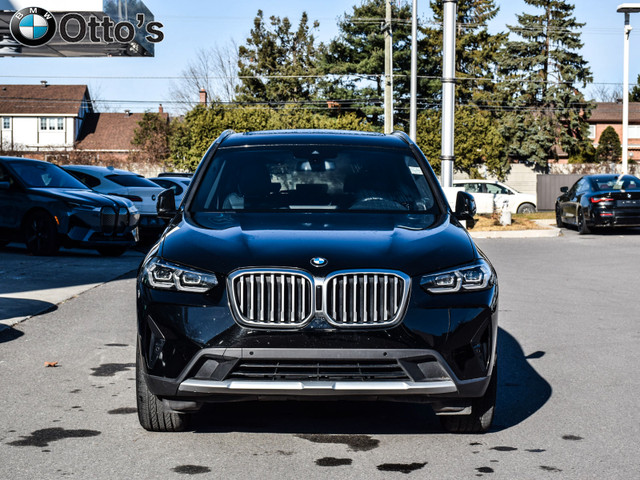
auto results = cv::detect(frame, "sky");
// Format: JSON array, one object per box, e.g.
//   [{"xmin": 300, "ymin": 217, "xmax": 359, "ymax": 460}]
[{"xmin": 1, "ymin": 0, "xmax": 638, "ymax": 112}]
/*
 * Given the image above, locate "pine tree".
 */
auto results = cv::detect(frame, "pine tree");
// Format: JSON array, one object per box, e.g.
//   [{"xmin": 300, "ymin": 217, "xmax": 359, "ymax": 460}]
[
  {"xmin": 595, "ymin": 126, "xmax": 622, "ymax": 163},
  {"xmin": 497, "ymin": 0, "xmax": 593, "ymax": 169},
  {"xmin": 319, "ymin": 0, "xmax": 412, "ymax": 125},
  {"xmin": 236, "ymin": 10, "xmax": 321, "ymax": 105},
  {"xmin": 420, "ymin": 0, "xmax": 507, "ymax": 106},
  {"xmin": 630, "ymin": 74, "xmax": 640, "ymax": 102}
]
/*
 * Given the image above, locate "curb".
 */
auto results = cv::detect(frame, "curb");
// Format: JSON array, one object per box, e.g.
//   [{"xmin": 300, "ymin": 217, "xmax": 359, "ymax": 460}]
[{"xmin": 469, "ymin": 228, "xmax": 561, "ymax": 239}]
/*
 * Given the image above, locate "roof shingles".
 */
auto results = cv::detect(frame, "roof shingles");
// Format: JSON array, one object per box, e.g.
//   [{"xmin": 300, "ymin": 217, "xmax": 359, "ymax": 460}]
[
  {"xmin": 75, "ymin": 112, "xmax": 148, "ymax": 151},
  {"xmin": 0, "ymin": 84, "xmax": 89, "ymax": 115},
  {"xmin": 589, "ymin": 102, "xmax": 640, "ymax": 124}
]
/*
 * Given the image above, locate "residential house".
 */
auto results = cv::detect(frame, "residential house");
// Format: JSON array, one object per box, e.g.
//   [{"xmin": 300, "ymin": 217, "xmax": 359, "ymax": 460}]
[
  {"xmin": 587, "ymin": 102, "xmax": 640, "ymax": 161},
  {"xmin": 0, "ymin": 82, "xmax": 92, "ymax": 154},
  {"xmin": 0, "ymin": 83, "xmax": 168, "ymax": 174}
]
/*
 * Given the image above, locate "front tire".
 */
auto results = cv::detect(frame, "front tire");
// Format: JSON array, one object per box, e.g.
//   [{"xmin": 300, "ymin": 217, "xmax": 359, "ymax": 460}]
[
  {"xmin": 136, "ymin": 344, "xmax": 189, "ymax": 432},
  {"xmin": 23, "ymin": 211, "xmax": 59, "ymax": 255},
  {"xmin": 440, "ymin": 365, "xmax": 497, "ymax": 434},
  {"xmin": 555, "ymin": 205, "xmax": 565, "ymax": 228}
]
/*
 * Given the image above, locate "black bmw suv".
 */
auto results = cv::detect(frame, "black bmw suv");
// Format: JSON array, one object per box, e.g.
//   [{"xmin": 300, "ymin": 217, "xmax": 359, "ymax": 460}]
[{"xmin": 137, "ymin": 130, "xmax": 498, "ymax": 433}]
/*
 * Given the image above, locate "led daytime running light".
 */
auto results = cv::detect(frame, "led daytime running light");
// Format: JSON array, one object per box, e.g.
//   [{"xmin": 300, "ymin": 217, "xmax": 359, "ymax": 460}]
[
  {"xmin": 144, "ymin": 258, "xmax": 218, "ymax": 293},
  {"xmin": 421, "ymin": 261, "xmax": 494, "ymax": 294}
]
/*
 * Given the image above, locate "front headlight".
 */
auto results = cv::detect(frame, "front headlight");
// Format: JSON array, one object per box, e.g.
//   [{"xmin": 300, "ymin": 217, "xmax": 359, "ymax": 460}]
[
  {"xmin": 420, "ymin": 259, "xmax": 494, "ymax": 294},
  {"xmin": 66, "ymin": 202, "xmax": 100, "ymax": 212},
  {"xmin": 142, "ymin": 257, "xmax": 218, "ymax": 293}
]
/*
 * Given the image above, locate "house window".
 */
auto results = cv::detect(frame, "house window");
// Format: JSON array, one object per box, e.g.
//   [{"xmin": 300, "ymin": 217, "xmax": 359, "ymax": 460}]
[
  {"xmin": 588, "ymin": 125, "xmax": 596, "ymax": 140},
  {"xmin": 39, "ymin": 117, "xmax": 64, "ymax": 131},
  {"xmin": 629, "ymin": 125, "xmax": 640, "ymax": 139},
  {"xmin": 2, "ymin": 117, "xmax": 10, "ymax": 130}
]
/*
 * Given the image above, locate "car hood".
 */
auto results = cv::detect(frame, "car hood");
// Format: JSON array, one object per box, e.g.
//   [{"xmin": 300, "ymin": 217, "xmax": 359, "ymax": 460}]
[
  {"xmin": 30, "ymin": 188, "xmax": 132, "ymax": 208},
  {"xmin": 159, "ymin": 212, "xmax": 477, "ymax": 277}
]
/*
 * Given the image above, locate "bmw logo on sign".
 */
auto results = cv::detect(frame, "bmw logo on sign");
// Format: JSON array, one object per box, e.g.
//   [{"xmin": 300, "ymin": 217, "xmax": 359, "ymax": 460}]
[
  {"xmin": 10, "ymin": 7, "xmax": 57, "ymax": 47},
  {"xmin": 310, "ymin": 257, "xmax": 328, "ymax": 268}
]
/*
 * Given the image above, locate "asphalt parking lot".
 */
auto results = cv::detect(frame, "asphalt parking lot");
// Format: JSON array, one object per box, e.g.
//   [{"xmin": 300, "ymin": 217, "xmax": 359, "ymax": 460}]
[{"xmin": 1, "ymin": 227, "xmax": 639, "ymax": 479}]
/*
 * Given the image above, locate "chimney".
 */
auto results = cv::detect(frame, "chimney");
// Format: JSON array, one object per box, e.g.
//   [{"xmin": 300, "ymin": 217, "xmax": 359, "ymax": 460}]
[
  {"xmin": 124, "ymin": 109, "xmax": 131, "ymax": 116},
  {"xmin": 41, "ymin": 80, "xmax": 48, "ymax": 88},
  {"xmin": 199, "ymin": 88, "xmax": 208, "ymax": 107},
  {"xmin": 158, "ymin": 104, "xmax": 164, "ymax": 114}
]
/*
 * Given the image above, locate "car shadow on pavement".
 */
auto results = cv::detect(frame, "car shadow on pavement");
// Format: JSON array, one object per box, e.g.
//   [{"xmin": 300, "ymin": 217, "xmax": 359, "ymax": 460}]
[
  {"xmin": 0, "ymin": 324, "xmax": 25, "ymax": 343},
  {"xmin": 189, "ymin": 327, "xmax": 551, "ymax": 435},
  {"xmin": 492, "ymin": 327, "xmax": 552, "ymax": 431},
  {"xmin": 0, "ymin": 297, "xmax": 57, "ymax": 323}
]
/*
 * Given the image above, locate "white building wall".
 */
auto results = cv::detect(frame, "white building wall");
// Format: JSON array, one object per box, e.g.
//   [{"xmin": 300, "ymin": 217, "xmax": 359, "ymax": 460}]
[
  {"xmin": 10, "ymin": 116, "xmax": 38, "ymax": 149},
  {"xmin": 1, "ymin": 115, "xmax": 77, "ymax": 150}
]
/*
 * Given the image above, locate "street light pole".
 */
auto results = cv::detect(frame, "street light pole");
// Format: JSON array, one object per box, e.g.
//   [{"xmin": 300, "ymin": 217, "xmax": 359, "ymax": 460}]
[
  {"xmin": 384, "ymin": 0, "xmax": 394, "ymax": 134},
  {"xmin": 441, "ymin": 0, "xmax": 457, "ymax": 188},
  {"xmin": 409, "ymin": 0, "xmax": 418, "ymax": 142},
  {"xmin": 617, "ymin": 4, "xmax": 640, "ymax": 174}
]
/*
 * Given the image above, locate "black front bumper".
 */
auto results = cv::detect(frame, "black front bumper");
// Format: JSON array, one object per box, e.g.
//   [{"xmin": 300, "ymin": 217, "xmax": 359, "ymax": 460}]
[{"xmin": 137, "ymin": 279, "xmax": 498, "ymax": 404}]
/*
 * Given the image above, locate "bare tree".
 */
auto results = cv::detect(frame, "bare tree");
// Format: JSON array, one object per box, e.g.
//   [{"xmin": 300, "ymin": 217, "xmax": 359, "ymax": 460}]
[
  {"xmin": 88, "ymin": 82, "xmax": 117, "ymax": 112},
  {"xmin": 589, "ymin": 84, "xmax": 623, "ymax": 103},
  {"xmin": 169, "ymin": 42, "xmax": 239, "ymax": 113}
]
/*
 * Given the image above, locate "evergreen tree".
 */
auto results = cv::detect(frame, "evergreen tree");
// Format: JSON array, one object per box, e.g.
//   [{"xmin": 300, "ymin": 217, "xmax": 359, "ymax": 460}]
[
  {"xmin": 131, "ymin": 112, "xmax": 172, "ymax": 165},
  {"xmin": 236, "ymin": 10, "xmax": 321, "ymax": 105},
  {"xmin": 420, "ymin": 0, "xmax": 507, "ymax": 106},
  {"xmin": 417, "ymin": 108, "xmax": 507, "ymax": 179},
  {"xmin": 595, "ymin": 126, "xmax": 622, "ymax": 163},
  {"xmin": 319, "ymin": 0, "xmax": 412, "ymax": 125},
  {"xmin": 497, "ymin": 0, "xmax": 593, "ymax": 169},
  {"xmin": 630, "ymin": 74, "xmax": 640, "ymax": 102}
]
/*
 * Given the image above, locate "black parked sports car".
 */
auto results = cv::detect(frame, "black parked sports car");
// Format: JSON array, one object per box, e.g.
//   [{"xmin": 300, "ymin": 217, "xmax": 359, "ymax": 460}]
[
  {"xmin": 556, "ymin": 174, "xmax": 640, "ymax": 234},
  {"xmin": 136, "ymin": 130, "xmax": 498, "ymax": 433},
  {"xmin": 0, "ymin": 157, "xmax": 140, "ymax": 256}
]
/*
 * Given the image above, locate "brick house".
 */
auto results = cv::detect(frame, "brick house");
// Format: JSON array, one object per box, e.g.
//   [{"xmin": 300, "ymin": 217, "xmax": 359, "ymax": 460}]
[{"xmin": 587, "ymin": 102, "xmax": 640, "ymax": 162}]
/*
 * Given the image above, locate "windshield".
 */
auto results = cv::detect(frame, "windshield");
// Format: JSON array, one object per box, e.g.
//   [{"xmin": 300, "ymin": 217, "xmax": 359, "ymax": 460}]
[
  {"xmin": 9, "ymin": 161, "xmax": 87, "ymax": 189},
  {"xmin": 190, "ymin": 145, "xmax": 439, "ymax": 214},
  {"xmin": 106, "ymin": 174, "xmax": 160, "ymax": 188},
  {"xmin": 593, "ymin": 175, "xmax": 640, "ymax": 191}
]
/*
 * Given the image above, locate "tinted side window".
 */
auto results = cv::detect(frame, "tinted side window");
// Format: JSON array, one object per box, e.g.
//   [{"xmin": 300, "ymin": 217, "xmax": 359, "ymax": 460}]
[
  {"xmin": 69, "ymin": 171, "xmax": 101, "ymax": 188},
  {"xmin": 576, "ymin": 179, "xmax": 589, "ymax": 194},
  {"xmin": 105, "ymin": 174, "xmax": 160, "ymax": 187},
  {"xmin": 153, "ymin": 179, "xmax": 183, "ymax": 195}
]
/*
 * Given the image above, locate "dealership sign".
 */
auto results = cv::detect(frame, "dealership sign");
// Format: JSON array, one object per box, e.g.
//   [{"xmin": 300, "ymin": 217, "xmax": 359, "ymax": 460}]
[{"xmin": 0, "ymin": 0, "xmax": 161, "ymax": 57}]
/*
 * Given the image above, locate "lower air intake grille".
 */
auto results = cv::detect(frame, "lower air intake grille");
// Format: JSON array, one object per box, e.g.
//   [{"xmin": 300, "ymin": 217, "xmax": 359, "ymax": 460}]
[{"xmin": 227, "ymin": 359, "xmax": 410, "ymax": 382}]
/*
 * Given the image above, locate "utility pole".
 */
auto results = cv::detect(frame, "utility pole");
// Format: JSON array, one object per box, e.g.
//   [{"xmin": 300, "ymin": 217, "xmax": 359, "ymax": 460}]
[
  {"xmin": 441, "ymin": 0, "xmax": 457, "ymax": 188},
  {"xmin": 409, "ymin": 0, "xmax": 418, "ymax": 141},
  {"xmin": 384, "ymin": 0, "xmax": 394, "ymax": 134}
]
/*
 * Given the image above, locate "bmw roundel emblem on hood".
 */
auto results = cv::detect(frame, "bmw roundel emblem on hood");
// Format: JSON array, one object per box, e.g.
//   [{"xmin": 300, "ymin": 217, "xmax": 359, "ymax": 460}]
[{"xmin": 310, "ymin": 257, "xmax": 328, "ymax": 267}]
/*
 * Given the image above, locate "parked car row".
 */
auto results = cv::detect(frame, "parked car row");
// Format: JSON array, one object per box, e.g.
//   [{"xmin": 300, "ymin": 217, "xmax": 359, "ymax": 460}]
[{"xmin": 0, "ymin": 156, "xmax": 192, "ymax": 256}]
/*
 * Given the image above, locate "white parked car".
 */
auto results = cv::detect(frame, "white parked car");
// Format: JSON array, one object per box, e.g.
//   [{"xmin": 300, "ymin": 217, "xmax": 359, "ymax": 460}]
[
  {"xmin": 62, "ymin": 165, "xmax": 165, "ymax": 236},
  {"xmin": 452, "ymin": 180, "xmax": 537, "ymax": 214},
  {"xmin": 148, "ymin": 176, "xmax": 191, "ymax": 207}
]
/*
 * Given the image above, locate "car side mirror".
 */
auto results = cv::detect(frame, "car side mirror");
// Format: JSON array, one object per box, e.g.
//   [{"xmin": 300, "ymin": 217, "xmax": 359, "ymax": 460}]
[
  {"xmin": 454, "ymin": 191, "xmax": 476, "ymax": 228},
  {"xmin": 0, "ymin": 181, "xmax": 10, "ymax": 190},
  {"xmin": 157, "ymin": 189, "xmax": 177, "ymax": 219},
  {"xmin": 560, "ymin": 186, "xmax": 568, "ymax": 193}
]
